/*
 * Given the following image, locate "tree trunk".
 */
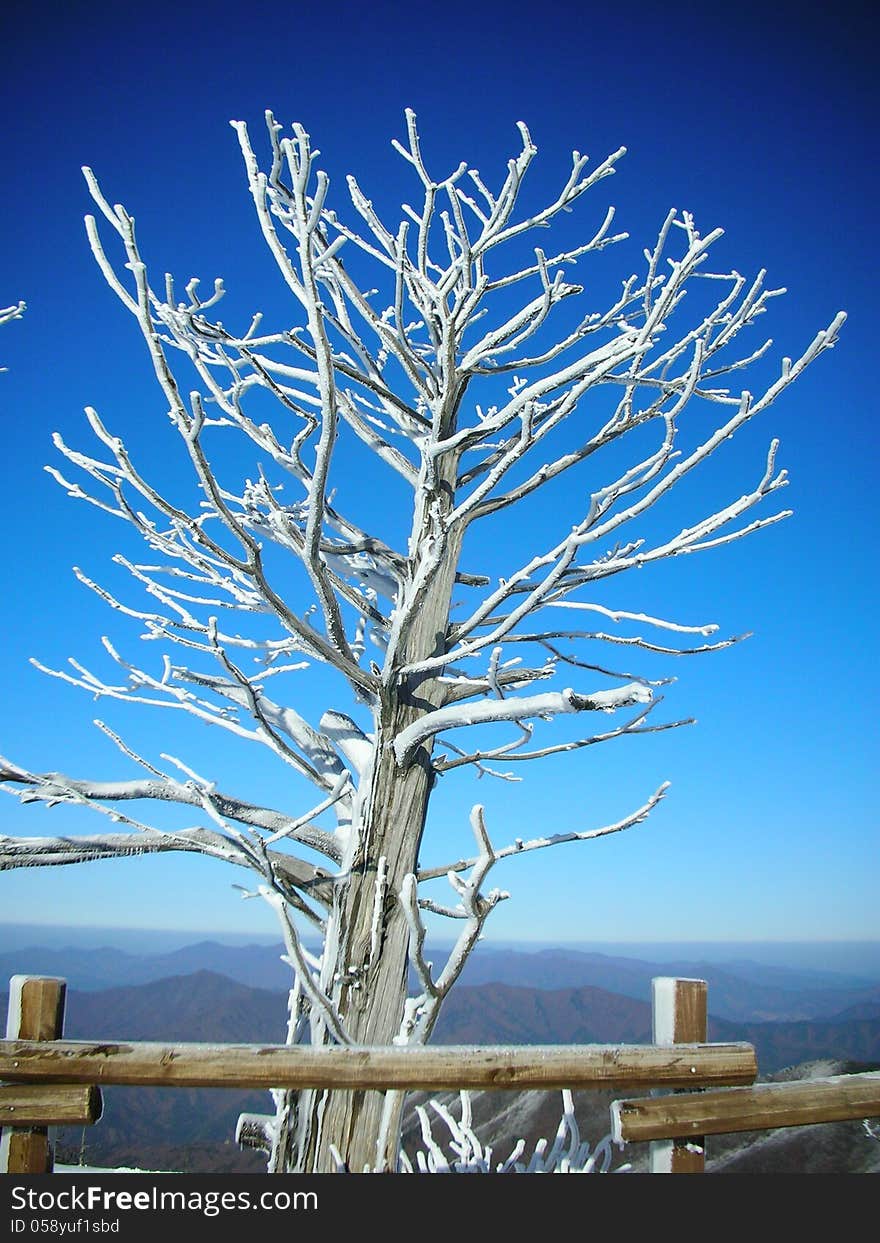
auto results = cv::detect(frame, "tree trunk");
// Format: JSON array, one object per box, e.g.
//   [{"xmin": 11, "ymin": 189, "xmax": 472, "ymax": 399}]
[{"xmin": 298, "ymin": 448, "xmax": 465, "ymax": 1172}]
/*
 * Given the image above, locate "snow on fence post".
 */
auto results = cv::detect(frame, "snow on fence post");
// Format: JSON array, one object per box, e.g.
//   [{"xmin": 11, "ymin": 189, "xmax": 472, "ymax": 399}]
[
  {"xmin": 0, "ymin": 976, "xmax": 67, "ymax": 1174},
  {"xmin": 649, "ymin": 977, "xmax": 708, "ymax": 1173}
]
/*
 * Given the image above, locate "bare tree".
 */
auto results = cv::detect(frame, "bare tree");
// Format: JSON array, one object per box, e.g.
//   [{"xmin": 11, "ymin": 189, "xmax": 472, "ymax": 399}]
[{"xmin": 0, "ymin": 111, "xmax": 843, "ymax": 1172}]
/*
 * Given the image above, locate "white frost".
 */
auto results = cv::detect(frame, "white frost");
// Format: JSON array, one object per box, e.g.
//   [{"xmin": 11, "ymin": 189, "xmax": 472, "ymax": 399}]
[{"xmin": 393, "ymin": 683, "xmax": 652, "ymax": 763}]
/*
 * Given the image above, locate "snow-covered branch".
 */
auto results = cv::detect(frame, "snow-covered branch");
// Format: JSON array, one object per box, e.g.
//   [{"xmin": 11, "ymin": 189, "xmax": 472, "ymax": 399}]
[
  {"xmin": 418, "ymin": 783, "xmax": 670, "ymax": 883},
  {"xmin": 0, "ymin": 300, "xmax": 25, "ymax": 326},
  {"xmin": 400, "ymin": 1090, "xmax": 624, "ymax": 1173},
  {"xmin": 394, "ymin": 682, "xmax": 652, "ymax": 765},
  {"xmin": 0, "ymin": 825, "xmax": 331, "ymax": 914},
  {"xmin": 0, "ymin": 299, "xmax": 25, "ymax": 372},
  {"xmin": 397, "ymin": 804, "xmax": 507, "ymax": 1054},
  {"xmin": 258, "ymin": 886, "xmax": 352, "ymax": 1045},
  {"xmin": 0, "ymin": 754, "xmax": 342, "ymax": 864},
  {"xmin": 433, "ymin": 697, "xmax": 690, "ymax": 772}
]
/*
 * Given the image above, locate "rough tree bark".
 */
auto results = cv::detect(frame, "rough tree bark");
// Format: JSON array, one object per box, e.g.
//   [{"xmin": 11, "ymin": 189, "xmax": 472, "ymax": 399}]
[{"xmin": 302, "ymin": 457, "xmax": 466, "ymax": 1172}]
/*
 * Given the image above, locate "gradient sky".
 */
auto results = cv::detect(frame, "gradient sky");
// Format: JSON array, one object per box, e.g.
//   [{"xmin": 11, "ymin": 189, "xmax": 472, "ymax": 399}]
[{"xmin": 0, "ymin": 0, "xmax": 876, "ymax": 945}]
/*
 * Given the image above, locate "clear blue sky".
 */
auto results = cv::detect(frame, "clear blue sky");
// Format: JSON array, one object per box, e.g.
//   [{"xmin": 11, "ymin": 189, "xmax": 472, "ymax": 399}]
[{"xmin": 0, "ymin": 0, "xmax": 876, "ymax": 945}]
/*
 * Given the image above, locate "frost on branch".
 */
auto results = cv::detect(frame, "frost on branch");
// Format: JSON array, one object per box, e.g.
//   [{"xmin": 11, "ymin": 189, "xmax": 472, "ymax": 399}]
[
  {"xmin": 393, "ymin": 682, "xmax": 653, "ymax": 764},
  {"xmin": 1, "ymin": 299, "xmax": 25, "ymax": 371},
  {"xmin": 0, "ymin": 301, "xmax": 25, "ymax": 326},
  {"xmin": 398, "ymin": 1090, "xmax": 627, "ymax": 1174},
  {"xmin": 0, "ymin": 109, "xmax": 844, "ymax": 1173}
]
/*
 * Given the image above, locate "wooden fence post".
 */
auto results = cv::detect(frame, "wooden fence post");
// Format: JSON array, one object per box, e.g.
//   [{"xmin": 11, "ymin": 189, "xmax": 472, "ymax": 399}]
[
  {"xmin": 650, "ymin": 977, "xmax": 707, "ymax": 1173},
  {"xmin": 1, "ymin": 976, "xmax": 67, "ymax": 1174}
]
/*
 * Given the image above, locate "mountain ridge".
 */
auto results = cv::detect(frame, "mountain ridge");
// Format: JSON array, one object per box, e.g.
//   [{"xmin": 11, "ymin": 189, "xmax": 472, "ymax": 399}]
[
  {"xmin": 3, "ymin": 967, "xmax": 878, "ymax": 1073},
  {"xmin": 3, "ymin": 940, "xmax": 879, "ymax": 1023}
]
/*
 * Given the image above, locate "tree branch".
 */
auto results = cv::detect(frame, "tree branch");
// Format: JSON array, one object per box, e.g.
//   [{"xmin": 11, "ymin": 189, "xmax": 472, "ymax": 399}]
[
  {"xmin": 394, "ymin": 683, "xmax": 652, "ymax": 765},
  {"xmin": 418, "ymin": 783, "xmax": 669, "ymax": 882}
]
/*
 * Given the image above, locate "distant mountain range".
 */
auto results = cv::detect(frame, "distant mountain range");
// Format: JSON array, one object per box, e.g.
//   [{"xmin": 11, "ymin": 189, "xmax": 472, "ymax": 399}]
[{"xmin": 3, "ymin": 940, "xmax": 880, "ymax": 1023}]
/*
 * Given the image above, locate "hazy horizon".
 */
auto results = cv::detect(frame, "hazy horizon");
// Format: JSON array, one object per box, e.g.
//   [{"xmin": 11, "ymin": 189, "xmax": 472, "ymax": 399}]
[{"xmin": 2, "ymin": 921, "xmax": 879, "ymax": 978}]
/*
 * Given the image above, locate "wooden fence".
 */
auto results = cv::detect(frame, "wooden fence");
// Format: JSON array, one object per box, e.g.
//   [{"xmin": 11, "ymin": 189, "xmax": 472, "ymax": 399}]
[{"xmin": 1, "ymin": 974, "xmax": 878, "ymax": 1174}]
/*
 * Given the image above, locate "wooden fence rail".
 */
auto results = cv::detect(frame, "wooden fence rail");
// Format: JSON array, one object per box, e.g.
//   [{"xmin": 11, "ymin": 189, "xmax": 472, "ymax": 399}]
[
  {"xmin": 612, "ymin": 1071, "xmax": 880, "ymax": 1142},
  {"xmin": 0, "ymin": 1039, "xmax": 757, "ymax": 1093},
  {"xmin": 0, "ymin": 1084, "xmax": 102, "ymax": 1128},
  {"xmin": 2, "ymin": 972, "xmax": 877, "ymax": 1175}
]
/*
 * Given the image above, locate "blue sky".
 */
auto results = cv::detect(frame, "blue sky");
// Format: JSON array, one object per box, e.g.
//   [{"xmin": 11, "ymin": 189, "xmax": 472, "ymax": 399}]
[{"xmin": 0, "ymin": 0, "xmax": 876, "ymax": 945}]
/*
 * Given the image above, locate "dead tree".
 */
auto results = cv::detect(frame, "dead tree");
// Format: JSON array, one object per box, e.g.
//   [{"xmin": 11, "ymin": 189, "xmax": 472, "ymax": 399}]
[{"xmin": 0, "ymin": 111, "xmax": 843, "ymax": 1171}]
